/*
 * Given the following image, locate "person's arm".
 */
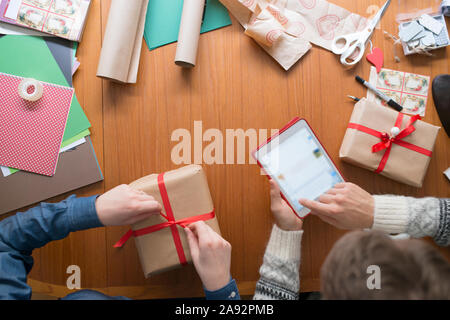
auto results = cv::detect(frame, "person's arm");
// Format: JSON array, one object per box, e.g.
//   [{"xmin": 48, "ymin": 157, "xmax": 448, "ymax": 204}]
[
  {"xmin": 253, "ymin": 225, "xmax": 303, "ymax": 300},
  {"xmin": 0, "ymin": 195, "xmax": 101, "ymax": 300},
  {"xmin": 203, "ymin": 279, "xmax": 240, "ymax": 300},
  {"xmin": 299, "ymin": 182, "xmax": 450, "ymax": 246},
  {"xmin": 372, "ymin": 196, "xmax": 450, "ymax": 246},
  {"xmin": 0, "ymin": 184, "xmax": 162, "ymax": 300},
  {"xmin": 253, "ymin": 180, "xmax": 303, "ymax": 300},
  {"xmin": 185, "ymin": 221, "xmax": 240, "ymax": 300}
]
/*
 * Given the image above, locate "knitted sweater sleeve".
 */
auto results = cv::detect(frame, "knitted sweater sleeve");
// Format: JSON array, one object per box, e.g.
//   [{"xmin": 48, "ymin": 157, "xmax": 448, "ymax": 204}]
[
  {"xmin": 253, "ymin": 225, "xmax": 303, "ymax": 300},
  {"xmin": 372, "ymin": 195, "xmax": 450, "ymax": 246}
]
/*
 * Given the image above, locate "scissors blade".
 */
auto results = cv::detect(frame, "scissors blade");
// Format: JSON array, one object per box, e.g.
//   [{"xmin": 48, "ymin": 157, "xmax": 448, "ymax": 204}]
[{"xmin": 368, "ymin": 0, "xmax": 391, "ymax": 30}]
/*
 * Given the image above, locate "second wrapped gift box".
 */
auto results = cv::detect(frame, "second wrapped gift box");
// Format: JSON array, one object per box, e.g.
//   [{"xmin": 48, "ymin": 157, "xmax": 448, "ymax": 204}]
[{"xmin": 339, "ymin": 99, "xmax": 440, "ymax": 187}]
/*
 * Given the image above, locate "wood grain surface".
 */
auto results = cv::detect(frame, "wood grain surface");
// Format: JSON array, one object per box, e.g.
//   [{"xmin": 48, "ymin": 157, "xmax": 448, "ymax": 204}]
[{"xmin": 4, "ymin": 0, "xmax": 449, "ymax": 298}]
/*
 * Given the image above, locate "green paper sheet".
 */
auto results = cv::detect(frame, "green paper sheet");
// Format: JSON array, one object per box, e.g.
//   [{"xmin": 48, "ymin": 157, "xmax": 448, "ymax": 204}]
[
  {"xmin": 0, "ymin": 35, "xmax": 91, "ymax": 142},
  {"xmin": 73, "ymin": 42, "xmax": 78, "ymax": 59},
  {"xmin": 61, "ymin": 129, "xmax": 90, "ymax": 148},
  {"xmin": 144, "ymin": 0, "xmax": 231, "ymax": 50}
]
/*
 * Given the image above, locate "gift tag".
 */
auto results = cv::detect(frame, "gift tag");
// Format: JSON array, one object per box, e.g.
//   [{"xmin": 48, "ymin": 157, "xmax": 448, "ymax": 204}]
[
  {"xmin": 399, "ymin": 21, "xmax": 424, "ymax": 42},
  {"xmin": 420, "ymin": 31, "xmax": 436, "ymax": 47},
  {"xmin": 410, "ymin": 29, "xmax": 427, "ymax": 41},
  {"xmin": 366, "ymin": 47, "xmax": 384, "ymax": 73},
  {"xmin": 435, "ymin": 25, "xmax": 449, "ymax": 46},
  {"xmin": 418, "ymin": 14, "xmax": 444, "ymax": 35}
]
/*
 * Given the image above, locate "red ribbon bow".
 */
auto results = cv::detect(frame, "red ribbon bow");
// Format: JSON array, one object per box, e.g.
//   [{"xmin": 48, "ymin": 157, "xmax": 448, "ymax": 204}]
[
  {"xmin": 348, "ymin": 113, "xmax": 432, "ymax": 173},
  {"xmin": 114, "ymin": 173, "xmax": 215, "ymax": 266}
]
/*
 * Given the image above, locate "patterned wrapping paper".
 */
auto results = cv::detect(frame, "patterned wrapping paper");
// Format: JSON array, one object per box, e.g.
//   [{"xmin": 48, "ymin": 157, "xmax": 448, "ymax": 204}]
[
  {"xmin": 339, "ymin": 99, "xmax": 440, "ymax": 188},
  {"xmin": 0, "ymin": 72, "xmax": 74, "ymax": 176},
  {"xmin": 219, "ymin": 0, "xmax": 368, "ymax": 70},
  {"xmin": 0, "ymin": 0, "xmax": 91, "ymax": 41}
]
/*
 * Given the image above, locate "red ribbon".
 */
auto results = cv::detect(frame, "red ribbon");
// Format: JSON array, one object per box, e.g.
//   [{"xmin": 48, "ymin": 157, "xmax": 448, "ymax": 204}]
[
  {"xmin": 114, "ymin": 173, "xmax": 215, "ymax": 266},
  {"xmin": 348, "ymin": 113, "xmax": 432, "ymax": 174}
]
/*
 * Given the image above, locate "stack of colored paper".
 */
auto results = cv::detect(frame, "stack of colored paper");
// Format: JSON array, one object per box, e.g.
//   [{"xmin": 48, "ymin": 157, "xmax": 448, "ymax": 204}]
[
  {"xmin": 0, "ymin": 35, "xmax": 91, "ymax": 177},
  {"xmin": 0, "ymin": 34, "xmax": 104, "ymax": 215}
]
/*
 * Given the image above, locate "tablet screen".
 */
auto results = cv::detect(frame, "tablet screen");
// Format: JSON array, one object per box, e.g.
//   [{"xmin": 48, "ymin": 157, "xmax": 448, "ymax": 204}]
[{"xmin": 258, "ymin": 124, "xmax": 343, "ymax": 214}]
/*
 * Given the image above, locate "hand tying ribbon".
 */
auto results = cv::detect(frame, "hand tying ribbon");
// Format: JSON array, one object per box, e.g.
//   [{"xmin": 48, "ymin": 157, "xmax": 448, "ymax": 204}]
[
  {"xmin": 114, "ymin": 173, "xmax": 215, "ymax": 266},
  {"xmin": 348, "ymin": 113, "xmax": 432, "ymax": 174}
]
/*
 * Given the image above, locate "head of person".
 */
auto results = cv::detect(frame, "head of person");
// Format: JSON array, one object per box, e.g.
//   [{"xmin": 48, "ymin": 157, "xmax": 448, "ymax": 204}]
[{"xmin": 320, "ymin": 231, "xmax": 450, "ymax": 300}]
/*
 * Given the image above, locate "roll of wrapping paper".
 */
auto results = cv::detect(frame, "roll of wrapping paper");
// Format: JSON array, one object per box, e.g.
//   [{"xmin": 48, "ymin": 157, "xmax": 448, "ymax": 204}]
[
  {"xmin": 97, "ymin": 0, "xmax": 149, "ymax": 83},
  {"xmin": 175, "ymin": 0, "xmax": 206, "ymax": 68}
]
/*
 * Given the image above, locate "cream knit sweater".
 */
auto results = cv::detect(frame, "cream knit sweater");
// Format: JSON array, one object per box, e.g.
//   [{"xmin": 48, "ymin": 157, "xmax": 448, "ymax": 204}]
[
  {"xmin": 253, "ymin": 225, "xmax": 303, "ymax": 300},
  {"xmin": 253, "ymin": 196, "xmax": 450, "ymax": 300},
  {"xmin": 372, "ymin": 196, "xmax": 449, "ymax": 246}
]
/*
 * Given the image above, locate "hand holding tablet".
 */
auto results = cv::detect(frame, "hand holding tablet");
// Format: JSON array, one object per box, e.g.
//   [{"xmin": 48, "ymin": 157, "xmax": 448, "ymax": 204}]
[
  {"xmin": 269, "ymin": 180, "xmax": 303, "ymax": 231},
  {"xmin": 253, "ymin": 118, "xmax": 345, "ymax": 219}
]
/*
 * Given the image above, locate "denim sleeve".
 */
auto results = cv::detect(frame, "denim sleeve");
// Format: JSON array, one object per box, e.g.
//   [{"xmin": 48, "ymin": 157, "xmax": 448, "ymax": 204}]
[
  {"xmin": 204, "ymin": 279, "xmax": 240, "ymax": 300},
  {"xmin": 0, "ymin": 195, "xmax": 102, "ymax": 300}
]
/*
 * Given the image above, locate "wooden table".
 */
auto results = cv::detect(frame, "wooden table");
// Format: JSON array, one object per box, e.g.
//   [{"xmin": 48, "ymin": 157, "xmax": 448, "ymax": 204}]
[{"xmin": 17, "ymin": 0, "xmax": 450, "ymax": 298}]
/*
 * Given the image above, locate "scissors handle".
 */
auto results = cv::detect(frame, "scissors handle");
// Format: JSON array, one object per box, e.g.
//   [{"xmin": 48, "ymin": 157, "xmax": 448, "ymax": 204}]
[
  {"xmin": 331, "ymin": 33, "xmax": 360, "ymax": 55},
  {"xmin": 340, "ymin": 40, "xmax": 366, "ymax": 66}
]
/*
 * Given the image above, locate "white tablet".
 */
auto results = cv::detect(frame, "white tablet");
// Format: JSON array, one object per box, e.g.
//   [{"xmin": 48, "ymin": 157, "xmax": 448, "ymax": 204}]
[{"xmin": 253, "ymin": 118, "xmax": 345, "ymax": 218}]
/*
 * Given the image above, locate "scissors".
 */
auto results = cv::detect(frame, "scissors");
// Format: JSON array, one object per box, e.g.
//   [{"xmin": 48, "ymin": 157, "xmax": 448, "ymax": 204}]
[{"xmin": 331, "ymin": 0, "xmax": 391, "ymax": 66}]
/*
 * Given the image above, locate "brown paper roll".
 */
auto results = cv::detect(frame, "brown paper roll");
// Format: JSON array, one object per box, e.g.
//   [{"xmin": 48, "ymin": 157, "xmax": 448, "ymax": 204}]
[
  {"xmin": 175, "ymin": 0, "xmax": 205, "ymax": 68},
  {"xmin": 96, "ymin": 0, "xmax": 149, "ymax": 83}
]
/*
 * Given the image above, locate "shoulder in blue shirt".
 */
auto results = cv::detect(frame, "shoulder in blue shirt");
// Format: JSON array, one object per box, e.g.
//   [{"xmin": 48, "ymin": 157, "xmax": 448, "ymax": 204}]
[{"xmin": 0, "ymin": 195, "xmax": 240, "ymax": 300}]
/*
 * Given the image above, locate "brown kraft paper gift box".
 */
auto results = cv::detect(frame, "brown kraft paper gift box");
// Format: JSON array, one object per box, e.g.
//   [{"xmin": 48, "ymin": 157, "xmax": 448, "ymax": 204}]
[
  {"xmin": 126, "ymin": 165, "xmax": 221, "ymax": 278},
  {"xmin": 339, "ymin": 98, "xmax": 440, "ymax": 187}
]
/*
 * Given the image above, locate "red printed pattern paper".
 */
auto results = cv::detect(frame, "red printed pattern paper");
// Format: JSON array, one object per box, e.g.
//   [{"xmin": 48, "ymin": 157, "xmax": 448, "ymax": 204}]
[
  {"xmin": 0, "ymin": 72, "xmax": 74, "ymax": 176},
  {"xmin": 0, "ymin": 0, "xmax": 91, "ymax": 41},
  {"xmin": 219, "ymin": 0, "xmax": 368, "ymax": 70}
]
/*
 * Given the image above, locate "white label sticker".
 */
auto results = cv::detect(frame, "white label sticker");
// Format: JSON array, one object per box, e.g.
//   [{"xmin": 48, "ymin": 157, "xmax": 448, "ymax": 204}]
[
  {"xmin": 399, "ymin": 21, "xmax": 424, "ymax": 42},
  {"xmin": 4, "ymin": 0, "xmax": 21, "ymax": 20},
  {"xmin": 419, "ymin": 14, "xmax": 444, "ymax": 35},
  {"xmin": 420, "ymin": 31, "xmax": 436, "ymax": 47}
]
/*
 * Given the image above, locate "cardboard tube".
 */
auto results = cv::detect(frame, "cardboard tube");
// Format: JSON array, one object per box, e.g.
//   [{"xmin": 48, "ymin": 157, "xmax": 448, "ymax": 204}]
[
  {"xmin": 175, "ymin": 0, "xmax": 205, "ymax": 68},
  {"xmin": 96, "ymin": 0, "xmax": 149, "ymax": 83}
]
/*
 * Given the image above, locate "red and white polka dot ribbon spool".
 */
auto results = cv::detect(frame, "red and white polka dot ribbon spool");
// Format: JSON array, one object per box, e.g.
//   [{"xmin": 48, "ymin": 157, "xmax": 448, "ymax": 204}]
[{"xmin": 18, "ymin": 78, "xmax": 43, "ymax": 102}]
